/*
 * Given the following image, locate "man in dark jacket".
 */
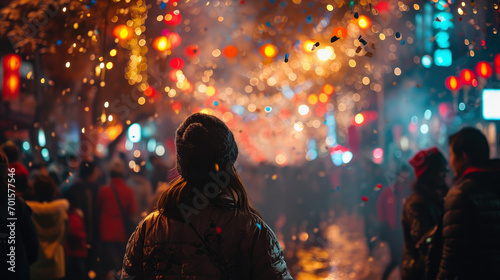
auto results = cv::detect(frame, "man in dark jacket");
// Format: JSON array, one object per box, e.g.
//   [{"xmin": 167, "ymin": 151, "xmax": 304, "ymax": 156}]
[{"xmin": 437, "ymin": 127, "xmax": 500, "ymax": 280}]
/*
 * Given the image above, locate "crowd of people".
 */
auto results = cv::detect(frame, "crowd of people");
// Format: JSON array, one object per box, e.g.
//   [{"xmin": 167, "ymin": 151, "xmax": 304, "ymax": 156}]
[{"xmin": 1, "ymin": 112, "xmax": 499, "ymax": 280}]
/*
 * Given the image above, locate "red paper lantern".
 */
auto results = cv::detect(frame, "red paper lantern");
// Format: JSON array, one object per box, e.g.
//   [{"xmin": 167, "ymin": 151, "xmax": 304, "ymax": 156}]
[
  {"xmin": 167, "ymin": 32, "xmax": 182, "ymax": 48},
  {"xmin": 475, "ymin": 61, "xmax": 493, "ymax": 79},
  {"xmin": 259, "ymin": 43, "xmax": 278, "ymax": 58},
  {"xmin": 169, "ymin": 57, "xmax": 185, "ymax": 69},
  {"xmin": 185, "ymin": 45, "xmax": 199, "ymax": 57},
  {"xmin": 153, "ymin": 36, "xmax": 171, "ymax": 52},
  {"xmin": 445, "ymin": 76, "xmax": 462, "ymax": 91},
  {"xmin": 2, "ymin": 54, "xmax": 21, "ymax": 101},
  {"xmin": 459, "ymin": 69, "xmax": 475, "ymax": 86},
  {"xmin": 222, "ymin": 45, "xmax": 238, "ymax": 58},
  {"xmin": 494, "ymin": 53, "xmax": 500, "ymax": 74},
  {"xmin": 112, "ymin": 25, "xmax": 133, "ymax": 40},
  {"xmin": 331, "ymin": 27, "xmax": 348, "ymax": 39},
  {"xmin": 164, "ymin": 11, "xmax": 182, "ymax": 26}
]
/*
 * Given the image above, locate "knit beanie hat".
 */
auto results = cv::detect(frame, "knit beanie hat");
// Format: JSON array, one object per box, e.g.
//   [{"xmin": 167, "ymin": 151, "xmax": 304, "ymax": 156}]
[
  {"xmin": 409, "ymin": 147, "xmax": 447, "ymax": 178},
  {"xmin": 175, "ymin": 113, "xmax": 238, "ymax": 183}
]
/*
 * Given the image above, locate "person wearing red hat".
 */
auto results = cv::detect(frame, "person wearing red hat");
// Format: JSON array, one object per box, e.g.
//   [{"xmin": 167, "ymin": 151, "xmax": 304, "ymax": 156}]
[{"xmin": 402, "ymin": 147, "xmax": 449, "ymax": 280}]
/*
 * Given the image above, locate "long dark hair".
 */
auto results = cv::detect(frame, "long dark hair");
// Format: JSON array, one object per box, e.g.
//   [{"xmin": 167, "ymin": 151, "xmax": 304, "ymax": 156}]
[{"xmin": 157, "ymin": 165, "xmax": 262, "ymax": 220}]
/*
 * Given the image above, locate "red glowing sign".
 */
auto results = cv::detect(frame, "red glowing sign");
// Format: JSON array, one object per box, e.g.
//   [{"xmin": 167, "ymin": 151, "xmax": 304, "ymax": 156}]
[
  {"xmin": 459, "ymin": 69, "xmax": 475, "ymax": 86},
  {"xmin": 475, "ymin": 61, "xmax": 493, "ymax": 79},
  {"xmin": 445, "ymin": 76, "xmax": 462, "ymax": 91},
  {"xmin": 2, "ymin": 54, "xmax": 21, "ymax": 101}
]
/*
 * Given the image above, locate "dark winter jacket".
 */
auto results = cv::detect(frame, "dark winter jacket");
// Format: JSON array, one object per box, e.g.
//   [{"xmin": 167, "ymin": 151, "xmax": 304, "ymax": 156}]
[
  {"xmin": 402, "ymin": 189, "xmax": 444, "ymax": 280},
  {"xmin": 437, "ymin": 165, "xmax": 500, "ymax": 280},
  {"xmin": 121, "ymin": 201, "xmax": 292, "ymax": 279},
  {"xmin": 0, "ymin": 194, "xmax": 39, "ymax": 280}
]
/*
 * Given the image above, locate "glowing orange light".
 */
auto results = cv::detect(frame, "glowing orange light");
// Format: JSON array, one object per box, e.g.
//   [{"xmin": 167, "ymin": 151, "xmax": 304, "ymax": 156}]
[
  {"xmin": 3, "ymin": 54, "xmax": 21, "ymax": 101},
  {"xmin": 223, "ymin": 45, "xmax": 238, "ymax": 58},
  {"xmin": 6, "ymin": 75, "xmax": 19, "ymax": 93},
  {"xmin": 105, "ymin": 124, "xmax": 123, "ymax": 141},
  {"xmin": 185, "ymin": 45, "xmax": 200, "ymax": 57},
  {"xmin": 172, "ymin": 102, "xmax": 182, "ymax": 112},
  {"xmin": 259, "ymin": 43, "xmax": 278, "ymax": 58},
  {"xmin": 153, "ymin": 36, "xmax": 171, "ymax": 52},
  {"xmin": 303, "ymin": 40, "xmax": 315, "ymax": 52},
  {"xmin": 331, "ymin": 27, "xmax": 348, "ymax": 39},
  {"xmin": 475, "ymin": 61, "xmax": 493, "ymax": 79},
  {"xmin": 445, "ymin": 76, "xmax": 462, "ymax": 91},
  {"xmin": 4, "ymin": 54, "xmax": 20, "ymax": 71},
  {"xmin": 113, "ymin": 25, "xmax": 133, "ymax": 40},
  {"xmin": 322, "ymin": 84, "xmax": 334, "ymax": 95},
  {"xmin": 354, "ymin": 113, "xmax": 364, "ymax": 124},
  {"xmin": 144, "ymin": 86, "xmax": 155, "ymax": 97},
  {"xmin": 319, "ymin": 93, "xmax": 329, "ymax": 103},
  {"xmin": 459, "ymin": 69, "xmax": 475, "ymax": 86},
  {"xmin": 356, "ymin": 15, "xmax": 372, "ymax": 29},
  {"xmin": 206, "ymin": 86, "xmax": 217, "ymax": 96},
  {"xmin": 167, "ymin": 32, "xmax": 182, "ymax": 48},
  {"xmin": 307, "ymin": 94, "xmax": 318, "ymax": 105}
]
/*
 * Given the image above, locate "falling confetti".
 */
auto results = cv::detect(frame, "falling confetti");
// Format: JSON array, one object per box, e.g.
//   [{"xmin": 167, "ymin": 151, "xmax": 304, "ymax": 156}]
[
  {"xmin": 435, "ymin": 17, "xmax": 442, "ymax": 22},
  {"xmin": 361, "ymin": 196, "xmax": 369, "ymax": 202},
  {"xmin": 330, "ymin": 36, "xmax": 340, "ymax": 43},
  {"xmin": 284, "ymin": 53, "xmax": 289, "ymax": 63},
  {"xmin": 216, "ymin": 227, "xmax": 222, "ymax": 234},
  {"xmin": 256, "ymin": 223, "xmax": 262, "ymax": 230},
  {"xmin": 365, "ymin": 52, "xmax": 373, "ymax": 57},
  {"xmin": 376, "ymin": 183, "xmax": 382, "ymax": 189},
  {"xmin": 355, "ymin": 46, "xmax": 362, "ymax": 53},
  {"xmin": 395, "ymin": 32, "xmax": 401, "ymax": 39},
  {"xmin": 358, "ymin": 35, "xmax": 367, "ymax": 45},
  {"xmin": 311, "ymin": 41, "xmax": 320, "ymax": 51},
  {"xmin": 354, "ymin": 12, "xmax": 359, "ymax": 19}
]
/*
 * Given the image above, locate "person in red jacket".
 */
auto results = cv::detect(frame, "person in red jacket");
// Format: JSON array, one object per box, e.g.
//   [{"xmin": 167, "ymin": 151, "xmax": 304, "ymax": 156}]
[
  {"xmin": 97, "ymin": 160, "xmax": 137, "ymax": 278},
  {"xmin": 65, "ymin": 186, "xmax": 88, "ymax": 280}
]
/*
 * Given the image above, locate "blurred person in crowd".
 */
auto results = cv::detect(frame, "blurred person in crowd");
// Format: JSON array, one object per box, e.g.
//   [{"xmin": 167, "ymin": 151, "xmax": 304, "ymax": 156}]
[
  {"xmin": 359, "ymin": 159, "xmax": 384, "ymax": 256},
  {"xmin": 59, "ymin": 154, "xmax": 81, "ymax": 191},
  {"xmin": 377, "ymin": 164, "xmax": 412, "ymax": 280},
  {"xmin": 63, "ymin": 161, "xmax": 100, "ymax": 244},
  {"xmin": 97, "ymin": 160, "xmax": 137, "ymax": 278},
  {"xmin": 149, "ymin": 154, "xmax": 168, "ymax": 193},
  {"xmin": 127, "ymin": 158, "xmax": 153, "ymax": 223},
  {"xmin": 437, "ymin": 127, "xmax": 500, "ymax": 279},
  {"xmin": 1, "ymin": 141, "xmax": 31, "ymax": 199},
  {"xmin": 121, "ymin": 113, "xmax": 292, "ymax": 279},
  {"xmin": 64, "ymin": 185, "xmax": 88, "ymax": 280},
  {"xmin": 402, "ymin": 148, "xmax": 448, "ymax": 280},
  {"xmin": 63, "ymin": 160, "xmax": 101, "ymax": 278},
  {"xmin": 26, "ymin": 175, "xmax": 69, "ymax": 280},
  {"xmin": 0, "ymin": 149, "xmax": 39, "ymax": 280}
]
